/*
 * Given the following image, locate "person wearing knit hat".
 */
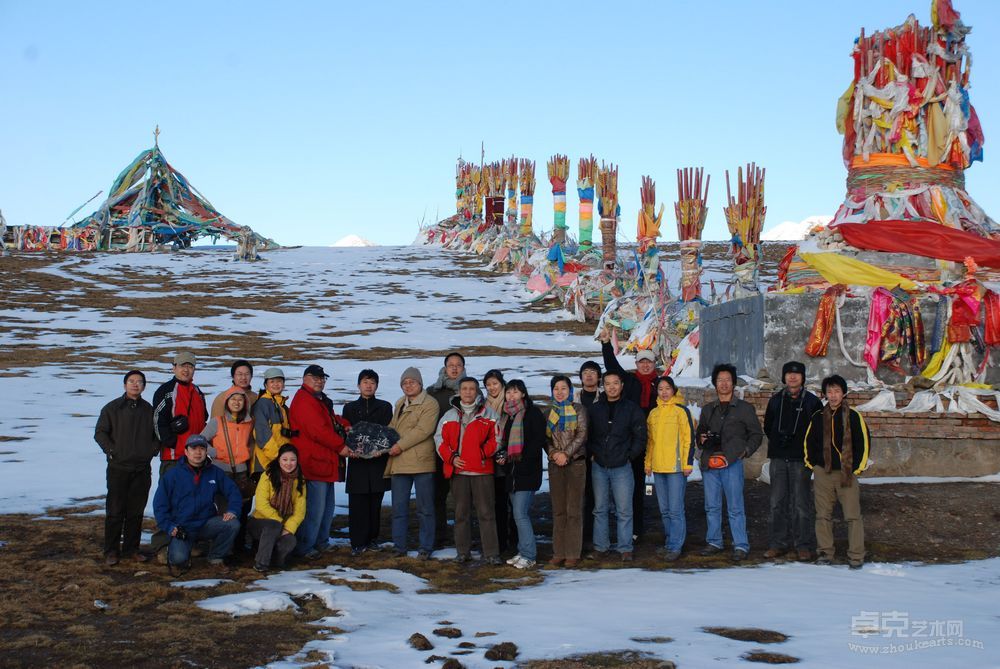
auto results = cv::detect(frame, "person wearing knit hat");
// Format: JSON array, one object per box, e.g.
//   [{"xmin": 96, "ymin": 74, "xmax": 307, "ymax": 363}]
[
  {"xmin": 763, "ymin": 360, "xmax": 823, "ymax": 561},
  {"xmin": 251, "ymin": 368, "xmax": 292, "ymax": 473},
  {"xmin": 386, "ymin": 365, "xmax": 440, "ymax": 559},
  {"xmin": 95, "ymin": 369, "xmax": 159, "ymax": 566}
]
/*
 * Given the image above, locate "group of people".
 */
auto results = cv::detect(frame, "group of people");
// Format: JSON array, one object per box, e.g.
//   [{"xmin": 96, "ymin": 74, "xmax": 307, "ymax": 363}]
[{"xmin": 94, "ymin": 343, "xmax": 871, "ymax": 575}]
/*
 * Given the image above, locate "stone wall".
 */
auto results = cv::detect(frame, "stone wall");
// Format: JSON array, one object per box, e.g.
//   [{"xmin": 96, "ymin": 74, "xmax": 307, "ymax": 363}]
[{"xmin": 679, "ymin": 387, "xmax": 1000, "ymax": 478}]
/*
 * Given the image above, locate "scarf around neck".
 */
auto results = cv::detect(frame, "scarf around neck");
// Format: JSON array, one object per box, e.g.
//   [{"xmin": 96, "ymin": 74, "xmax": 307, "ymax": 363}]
[
  {"xmin": 429, "ymin": 367, "xmax": 462, "ymax": 394},
  {"xmin": 270, "ymin": 467, "xmax": 298, "ymax": 518},
  {"xmin": 485, "ymin": 391, "xmax": 504, "ymax": 416},
  {"xmin": 822, "ymin": 404, "xmax": 854, "ymax": 486},
  {"xmin": 547, "ymin": 395, "xmax": 578, "ymax": 437},
  {"xmin": 635, "ymin": 369, "xmax": 659, "ymax": 409},
  {"xmin": 499, "ymin": 397, "xmax": 526, "ymax": 458}
]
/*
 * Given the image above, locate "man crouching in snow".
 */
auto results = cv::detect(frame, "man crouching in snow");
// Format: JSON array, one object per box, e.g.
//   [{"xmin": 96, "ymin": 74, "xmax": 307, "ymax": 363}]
[{"xmin": 153, "ymin": 434, "xmax": 242, "ymax": 575}]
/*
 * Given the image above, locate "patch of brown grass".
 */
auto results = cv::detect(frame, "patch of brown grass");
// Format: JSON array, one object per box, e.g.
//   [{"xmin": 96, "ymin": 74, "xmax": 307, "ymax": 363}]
[{"xmin": 703, "ymin": 627, "xmax": 789, "ymax": 644}]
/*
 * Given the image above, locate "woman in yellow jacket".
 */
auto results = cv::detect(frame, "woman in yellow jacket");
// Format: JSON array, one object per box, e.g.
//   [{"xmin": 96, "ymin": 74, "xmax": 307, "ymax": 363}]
[
  {"xmin": 645, "ymin": 376, "xmax": 695, "ymax": 561},
  {"xmin": 248, "ymin": 444, "xmax": 307, "ymax": 572}
]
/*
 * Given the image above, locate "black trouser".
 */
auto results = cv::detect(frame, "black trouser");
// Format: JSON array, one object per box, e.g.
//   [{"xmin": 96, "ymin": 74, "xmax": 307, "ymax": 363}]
[
  {"xmin": 248, "ymin": 517, "xmax": 296, "ymax": 568},
  {"xmin": 348, "ymin": 491, "xmax": 385, "ymax": 549},
  {"xmin": 105, "ymin": 464, "xmax": 151, "ymax": 556},
  {"xmin": 630, "ymin": 456, "xmax": 646, "ymax": 540},
  {"xmin": 434, "ymin": 459, "xmax": 450, "ymax": 546},
  {"xmin": 583, "ymin": 459, "xmax": 595, "ymax": 547},
  {"xmin": 493, "ymin": 474, "xmax": 517, "ymax": 553}
]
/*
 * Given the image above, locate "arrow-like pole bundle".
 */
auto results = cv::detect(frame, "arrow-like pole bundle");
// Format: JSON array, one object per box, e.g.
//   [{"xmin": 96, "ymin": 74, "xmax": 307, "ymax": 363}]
[
  {"xmin": 637, "ymin": 176, "xmax": 664, "ymax": 254},
  {"xmin": 597, "ymin": 162, "xmax": 619, "ymax": 270},
  {"xmin": 674, "ymin": 167, "xmax": 710, "ymax": 301},
  {"xmin": 470, "ymin": 165, "xmax": 484, "ymax": 223},
  {"xmin": 518, "ymin": 159, "xmax": 536, "ymax": 238},
  {"xmin": 548, "ymin": 154, "xmax": 570, "ymax": 244},
  {"xmin": 724, "ymin": 163, "xmax": 766, "ymax": 294},
  {"xmin": 503, "ymin": 157, "xmax": 519, "ymax": 232},
  {"xmin": 577, "ymin": 156, "xmax": 597, "ymax": 250},
  {"xmin": 455, "ymin": 158, "xmax": 466, "ymax": 217},
  {"xmin": 485, "ymin": 161, "xmax": 505, "ymax": 227}
]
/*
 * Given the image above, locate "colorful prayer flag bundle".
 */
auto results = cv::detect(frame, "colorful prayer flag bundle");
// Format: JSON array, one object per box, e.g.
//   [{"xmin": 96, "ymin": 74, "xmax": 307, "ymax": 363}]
[
  {"xmin": 577, "ymin": 156, "xmax": 598, "ymax": 251},
  {"xmin": 597, "ymin": 162, "xmax": 619, "ymax": 270},
  {"xmin": 724, "ymin": 163, "xmax": 766, "ymax": 295},
  {"xmin": 503, "ymin": 157, "xmax": 519, "ymax": 231},
  {"xmin": 548, "ymin": 154, "xmax": 570, "ymax": 244},
  {"xmin": 518, "ymin": 159, "xmax": 536, "ymax": 238},
  {"xmin": 674, "ymin": 167, "xmax": 710, "ymax": 302}
]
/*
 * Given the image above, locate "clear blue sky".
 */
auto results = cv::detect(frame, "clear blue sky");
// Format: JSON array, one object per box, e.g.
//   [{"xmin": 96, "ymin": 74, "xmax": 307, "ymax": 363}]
[{"xmin": 2, "ymin": 0, "xmax": 998, "ymax": 246}]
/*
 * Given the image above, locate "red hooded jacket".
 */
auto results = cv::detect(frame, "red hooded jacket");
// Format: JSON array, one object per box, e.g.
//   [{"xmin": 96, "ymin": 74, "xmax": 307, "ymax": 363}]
[{"xmin": 289, "ymin": 386, "xmax": 350, "ymax": 482}]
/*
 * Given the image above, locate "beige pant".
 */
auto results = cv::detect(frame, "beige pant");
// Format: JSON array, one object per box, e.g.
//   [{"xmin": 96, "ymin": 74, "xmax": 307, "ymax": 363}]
[
  {"xmin": 813, "ymin": 467, "xmax": 865, "ymax": 562},
  {"xmin": 549, "ymin": 460, "xmax": 586, "ymax": 560}
]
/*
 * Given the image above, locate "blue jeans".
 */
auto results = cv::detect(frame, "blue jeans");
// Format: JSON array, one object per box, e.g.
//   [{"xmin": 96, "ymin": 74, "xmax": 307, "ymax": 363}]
[
  {"xmin": 167, "ymin": 515, "xmax": 239, "ymax": 565},
  {"xmin": 295, "ymin": 480, "xmax": 337, "ymax": 555},
  {"xmin": 591, "ymin": 462, "xmax": 634, "ymax": 553},
  {"xmin": 391, "ymin": 473, "xmax": 435, "ymax": 553},
  {"xmin": 702, "ymin": 460, "xmax": 749, "ymax": 552},
  {"xmin": 510, "ymin": 490, "xmax": 536, "ymax": 560},
  {"xmin": 653, "ymin": 472, "xmax": 687, "ymax": 552}
]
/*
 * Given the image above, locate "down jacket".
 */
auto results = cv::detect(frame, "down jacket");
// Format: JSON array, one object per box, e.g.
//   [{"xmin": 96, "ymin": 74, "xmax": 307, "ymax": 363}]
[{"xmin": 290, "ymin": 387, "xmax": 349, "ymax": 482}]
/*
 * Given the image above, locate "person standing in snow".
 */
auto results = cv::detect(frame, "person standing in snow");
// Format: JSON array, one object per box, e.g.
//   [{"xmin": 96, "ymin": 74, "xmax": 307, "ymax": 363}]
[
  {"xmin": 599, "ymin": 329, "xmax": 659, "ymax": 543},
  {"xmin": 545, "ymin": 374, "xmax": 589, "ymax": 567},
  {"xmin": 152, "ymin": 351, "xmax": 208, "ymax": 477},
  {"xmin": 644, "ymin": 376, "xmax": 695, "ymax": 562},
  {"xmin": 495, "ymin": 379, "xmax": 545, "ymax": 569},
  {"xmin": 586, "ymin": 370, "xmax": 647, "ymax": 562},
  {"xmin": 483, "ymin": 369, "xmax": 516, "ymax": 554},
  {"xmin": 342, "ymin": 369, "xmax": 393, "ymax": 556},
  {"xmin": 386, "ymin": 367, "xmax": 439, "ymax": 559},
  {"xmin": 426, "ymin": 351, "xmax": 469, "ymax": 546},
  {"xmin": 94, "ymin": 369, "xmax": 160, "ymax": 565},
  {"xmin": 577, "ymin": 360, "xmax": 602, "ymax": 546},
  {"xmin": 210, "ymin": 360, "xmax": 258, "ymax": 419},
  {"xmin": 251, "ymin": 367, "xmax": 293, "ymax": 475},
  {"xmin": 434, "ymin": 376, "xmax": 501, "ymax": 564},
  {"xmin": 696, "ymin": 363, "xmax": 763, "ymax": 562},
  {"xmin": 805, "ymin": 375, "xmax": 870, "ymax": 569},
  {"xmin": 290, "ymin": 364, "xmax": 352, "ymax": 560},
  {"xmin": 763, "ymin": 361, "xmax": 822, "ymax": 561}
]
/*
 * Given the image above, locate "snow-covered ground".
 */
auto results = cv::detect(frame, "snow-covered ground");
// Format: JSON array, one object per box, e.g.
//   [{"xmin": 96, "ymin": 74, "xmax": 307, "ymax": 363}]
[{"xmin": 1, "ymin": 245, "xmax": 998, "ymax": 668}]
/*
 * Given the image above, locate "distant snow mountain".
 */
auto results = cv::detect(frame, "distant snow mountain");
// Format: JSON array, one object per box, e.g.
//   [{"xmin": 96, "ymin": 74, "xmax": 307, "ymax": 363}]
[
  {"xmin": 332, "ymin": 234, "xmax": 377, "ymax": 247},
  {"xmin": 761, "ymin": 215, "xmax": 833, "ymax": 241}
]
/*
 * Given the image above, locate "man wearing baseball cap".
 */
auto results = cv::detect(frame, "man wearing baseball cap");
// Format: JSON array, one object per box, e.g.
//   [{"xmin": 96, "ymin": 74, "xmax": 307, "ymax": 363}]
[
  {"xmin": 152, "ymin": 351, "xmax": 208, "ymax": 477},
  {"xmin": 763, "ymin": 361, "xmax": 822, "ymax": 561},
  {"xmin": 153, "ymin": 434, "xmax": 242, "ymax": 574},
  {"xmin": 290, "ymin": 364, "xmax": 352, "ymax": 559}
]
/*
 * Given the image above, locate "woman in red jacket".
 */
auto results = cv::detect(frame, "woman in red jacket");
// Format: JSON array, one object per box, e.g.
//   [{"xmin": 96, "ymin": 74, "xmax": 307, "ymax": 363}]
[{"xmin": 289, "ymin": 365, "xmax": 352, "ymax": 560}]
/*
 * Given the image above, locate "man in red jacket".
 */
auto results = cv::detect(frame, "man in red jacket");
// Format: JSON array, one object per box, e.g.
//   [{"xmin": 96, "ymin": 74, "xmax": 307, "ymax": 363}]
[
  {"xmin": 290, "ymin": 364, "xmax": 352, "ymax": 559},
  {"xmin": 434, "ymin": 377, "xmax": 501, "ymax": 564}
]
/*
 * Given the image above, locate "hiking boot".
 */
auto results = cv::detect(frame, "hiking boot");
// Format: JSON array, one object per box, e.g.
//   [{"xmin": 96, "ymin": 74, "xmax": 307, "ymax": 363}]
[
  {"xmin": 417, "ymin": 550, "xmax": 432, "ymax": 561},
  {"xmin": 763, "ymin": 547, "xmax": 785, "ymax": 559},
  {"xmin": 302, "ymin": 549, "xmax": 321, "ymax": 561},
  {"xmin": 167, "ymin": 561, "xmax": 191, "ymax": 577},
  {"xmin": 699, "ymin": 544, "xmax": 723, "ymax": 557},
  {"xmin": 455, "ymin": 553, "xmax": 472, "ymax": 563},
  {"xmin": 208, "ymin": 558, "xmax": 232, "ymax": 574},
  {"xmin": 506, "ymin": 554, "xmax": 522, "ymax": 565},
  {"xmin": 512, "ymin": 557, "xmax": 536, "ymax": 570},
  {"xmin": 563, "ymin": 558, "xmax": 579, "ymax": 568},
  {"xmin": 366, "ymin": 542, "xmax": 381, "ymax": 552},
  {"xmin": 104, "ymin": 552, "xmax": 119, "ymax": 566},
  {"xmin": 548, "ymin": 557, "xmax": 565, "ymax": 567},
  {"xmin": 732, "ymin": 549, "xmax": 749, "ymax": 563},
  {"xmin": 586, "ymin": 550, "xmax": 608, "ymax": 560},
  {"xmin": 815, "ymin": 554, "xmax": 833, "ymax": 566},
  {"xmin": 392, "ymin": 548, "xmax": 407, "ymax": 558},
  {"xmin": 253, "ymin": 563, "xmax": 269, "ymax": 574},
  {"xmin": 156, "ymin": 547, "xmax": 169, "ymax": 565},
  {"xmin": 663, "ymin": 550, "xmax": 682, "ymax": 562},
  {"xmin": 484, "ymin": 556, "xmax": 503, "ymax": 566},
  {"xmin": 350, "ymin": 546, "xmax": 366, "ymax": 557},
  {"xmin": 621, "ymin": 552, "xmax": 634, "ymax": 563},
  {"xmin": 797, "ymin": 549, "xmax": 814, "ymax": 562},
  {"xmin": 848, "ymin": 560, "xmax": 864, "ymax": 570},
  {"xmin": 128, "ymin": 552, "xmax": 150, "ymax": 563}
]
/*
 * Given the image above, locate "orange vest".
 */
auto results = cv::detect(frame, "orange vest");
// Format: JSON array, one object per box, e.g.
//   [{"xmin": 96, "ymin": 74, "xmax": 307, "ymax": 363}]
[{"xmin": 211, "ymin": 416, "xmax": 253, "ymax": 466}]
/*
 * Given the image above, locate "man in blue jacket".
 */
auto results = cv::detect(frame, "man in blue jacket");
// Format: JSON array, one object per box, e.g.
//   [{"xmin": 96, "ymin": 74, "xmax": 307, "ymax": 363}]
[{"xmin": 153, "ymin": 434, "xmax": 242, "ymax": 574}]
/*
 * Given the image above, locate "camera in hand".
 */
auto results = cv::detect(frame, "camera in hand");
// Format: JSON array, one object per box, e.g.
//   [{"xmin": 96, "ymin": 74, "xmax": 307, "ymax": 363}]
[
  {"xmin": 169, "ymin": 415, "xmax": 190, "ymax": 435},
  {"xmin": 703, "ymin": 431, "xmax": 722, "ymax": 450},
  {"xmin": 280, "ymin": 427, "xmax": 300, "ymax": 439},
  {"xmin": 174, "ymin": 526, "xmax": 188, "ymax": 541}
]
